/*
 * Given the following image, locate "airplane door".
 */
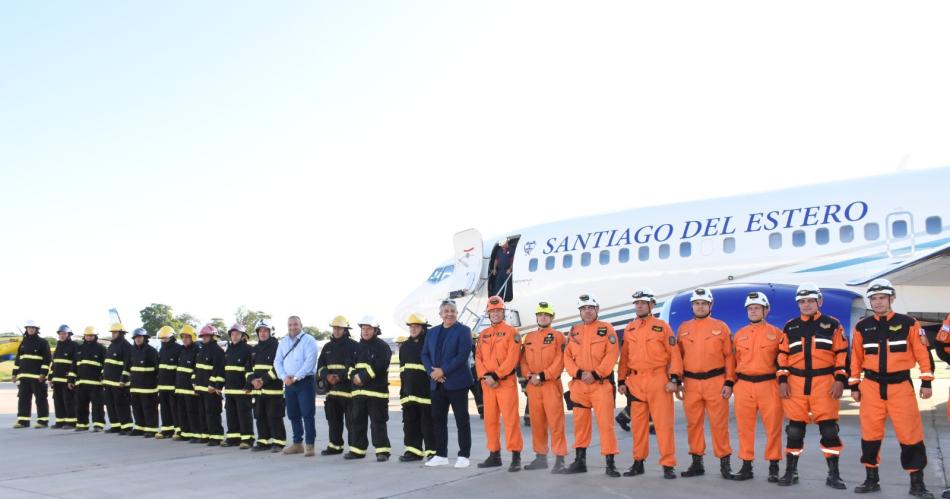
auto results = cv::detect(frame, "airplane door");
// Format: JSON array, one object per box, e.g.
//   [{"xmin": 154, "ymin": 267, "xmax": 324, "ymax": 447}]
[
  {"xmin": 885, "ymin": 211, "xmax": 915, "ymax": 257},
  {"xmin": 452, "ymin": 229, "xmax": 486, "ymax": 295}
]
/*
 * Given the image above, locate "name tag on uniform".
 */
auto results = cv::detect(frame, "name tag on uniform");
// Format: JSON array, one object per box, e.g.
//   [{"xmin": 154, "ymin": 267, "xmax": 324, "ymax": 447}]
[
  {"xmin": 820, "ymin": 322, "xmax": 832, "ymax": 329},
  {"xmin": 597, "ymin": 328, "xmax": 607, "ymax": 336},
  {"xmin": 652, "ymin": 326, "xmax": 663, "ymax": 332},
  {"xmin": 889, "ymin": 325, "xmax": 902, "ymax": 332},
  {"xmin": 711, "ymin": 330, "xmax": 722, "ymax": 336}
]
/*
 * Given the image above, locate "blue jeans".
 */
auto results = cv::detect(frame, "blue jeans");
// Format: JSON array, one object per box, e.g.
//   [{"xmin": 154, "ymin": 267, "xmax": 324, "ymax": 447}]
[{"xmin": 284, "ymin": 375, "xmax": 316, "ymax": 445}]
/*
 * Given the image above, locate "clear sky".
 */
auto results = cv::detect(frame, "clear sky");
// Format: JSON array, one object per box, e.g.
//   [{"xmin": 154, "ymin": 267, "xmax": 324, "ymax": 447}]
[{"xmin": 2, "ymin": 1, "xmax": 949, "ymax": 337}]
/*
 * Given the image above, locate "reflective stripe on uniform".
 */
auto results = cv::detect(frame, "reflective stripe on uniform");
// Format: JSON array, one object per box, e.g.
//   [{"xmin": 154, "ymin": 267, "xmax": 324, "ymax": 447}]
[
  {"xmin": 405, "ymin": 446, "xmax": 425, "ymax": 457},
  {"xmin": 130, "ymin": 388, "xmax": 159, "ymax": 394},
  {"xmin": 131, "ymin": 366, "xmax": 156, "ymax": 372},
  {"xmin": 352, "ymin": 389, "xmax": 388, "ymax": 399},
  {"xmin": 105, "ymin": 359, "xmax": 124, "ymax": 366},
  {"xmin": 20, "ymin": 354, "xmax": 44, "ymax": 361},
  {"xmin": 400, "ymin": 395, "xmax": 431, "ymax": 405},
  {"xmin": 326, "ymin": 364, "xmax": 346, "ymax": 370},
  {"xmin": 53, "ymin": 358, "xmax": 73, "ymax": 364},
  {"xmin": 355, "ymin": 363, "xmax": 376, "ymax": 378},
  {"xmin": 177, "ymin": 367, "xmax": 194, "ymax": 373},
  {"xmin": 78, "ymin": 360, "xmax": 102, "ymax": 367},
  {"xmin": 159, "ymin": 364, "xmax": 178, "ymax": 370},
  {"xmin": 261, "ymin": 389, "xmax": 284, "ymax": 396},
  {"xmin": 400, "ymin": 363, "xmax": 425, "ymax": 372},
  {"xmin": 76, "ymin": 380, "xmax": 102, "ymax": 386},
  {"xmin": 327, "ymin": 390, "xmax": 352, "ymax": 398},
  {"xmin": 223, "ymin": 389, "xmax": 251, "ymax": 396},
  {"xmin": 225, "ymin": 366, "xmax": 245, "ymax": 372}
]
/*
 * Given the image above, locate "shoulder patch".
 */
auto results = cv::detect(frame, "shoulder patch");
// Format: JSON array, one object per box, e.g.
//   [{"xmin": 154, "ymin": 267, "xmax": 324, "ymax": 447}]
[
  {"xmin": 889, "ymin": 325, "xmax": 902, "ymax": 332},
  {"xmin": 513, "ymin": 333, "xmax": 521, "ymax": 343},
  {"xmin": 669, "ymin": 336, "xmax": 676, "ymax": 346},
  {"xmin": 608, "ymin": 336, "xmax": 616, "ymax": 344},
  {"xmin": 652, "ymin": 325, "xmax": 664, "ymax": 332},
  {"xmin": 819, "ymin": 322, "xmax": 832, "ymax": 330}
]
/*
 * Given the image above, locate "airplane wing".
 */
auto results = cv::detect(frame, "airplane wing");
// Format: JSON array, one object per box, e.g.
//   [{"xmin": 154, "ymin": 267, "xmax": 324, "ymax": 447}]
[{"xmin": 846, "ymin": 243, "xmax": 950, "ymax": 286}]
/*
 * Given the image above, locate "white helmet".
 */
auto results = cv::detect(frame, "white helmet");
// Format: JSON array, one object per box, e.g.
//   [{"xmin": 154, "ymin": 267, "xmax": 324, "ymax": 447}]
[
  {"xmin": 254, "ymin": 319, "xmax": 273, "ymax": 333},
  {"xmin": 23, "ymin": 320, "xmax": 39, "ymax": 330},
  {"xmin": 357, "ymin": 315, "xmax": 379, "ymax": 328},
  {"xmin": 866, "ymin": 278, "xmax": 895, "ymax": 298},
  {"xmin": 744, "ymin": 291, "xmax": 770, "ymax": 309},
  {"xmin": 631, "ymin": 287, "xmax": 656, "ymax": 304},
  {"xmin": 689, "ymin": 287, "xmax": 713, "ymax": 303},
  {"xmin": 576, "ymin": 294, "xmax": 600, "ymax": 308},
  {"xmin": 795, "ymin": 282, "xmax": 822, "ymax": 301}
]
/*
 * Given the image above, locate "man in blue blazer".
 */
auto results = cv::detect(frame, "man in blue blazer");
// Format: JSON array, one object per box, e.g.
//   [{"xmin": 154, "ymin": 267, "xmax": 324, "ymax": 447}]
[{"xmin": 422, "ymin": 300, "xmax": 474, "ymax": 468}]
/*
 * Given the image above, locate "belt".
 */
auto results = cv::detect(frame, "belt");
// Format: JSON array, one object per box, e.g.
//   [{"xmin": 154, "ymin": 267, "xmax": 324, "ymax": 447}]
[
  {"xmin": 863, "ymin": 369, "xmax": 911, "ymax": 384},
  {"xmin": 684, "ymin": 367, "xmax": 725, "ymax": 380},
  {"xmin": 737, "ymin": 372, "xmax": 777, "ymax": 383},
  {"xmin": 787, "ymin": 366, "xmax": 835, "ymax": 377}
]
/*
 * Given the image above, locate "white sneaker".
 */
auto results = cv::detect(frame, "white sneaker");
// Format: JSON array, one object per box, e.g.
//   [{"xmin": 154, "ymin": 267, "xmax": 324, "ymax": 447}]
[
  {"xmin": 453, "ymin": 457, "xmax": 470, "ymax": 468},
  {"xmin": 425, "ymin": 456, "xmax": 450, "ymax": 467}
]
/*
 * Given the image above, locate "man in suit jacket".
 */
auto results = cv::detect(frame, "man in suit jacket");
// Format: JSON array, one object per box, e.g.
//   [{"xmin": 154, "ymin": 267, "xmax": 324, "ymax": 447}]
[{"xmin": 422, "ymin": 300, "xmax": 475, "ymax": 468}]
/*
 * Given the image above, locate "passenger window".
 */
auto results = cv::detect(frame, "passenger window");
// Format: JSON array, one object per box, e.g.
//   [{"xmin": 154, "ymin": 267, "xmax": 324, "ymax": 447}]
[
  {"xmin": 529, "ymin": 258, "xmax": 538, "ymax": 272},
  {"xmin": 679, "ymin": 242, "xmax": 691, "ymax": 257},
  {"xmin": 599, "ymin": 250, "xmax": 610, "ymax": 265},
  {"xmin": 816, "ymin": 228, "xmax": 829, "ymax": 245},
  {"xmin": 618, "ymin": 248, "xmax": 630, "ymax": 263},
  {"xmin": 769, "ymin": 232, "xmax": 782, "ymax": 249},
  {"xmin": 723, "ymin": 237, "xmax": 735, "ymax": 254},
  {"xmin": 544, "ymin": 256, "xmax": 555, "ymax": 271},
  {"xmin": 659, "ymin": 244, "xmax": 670, "ymax": 259},
  {"xmin": 926, "ymin": 216, "xmax": 942, "ymax": 234},
  {"xmin": 638, "ymin": 246, "xmax": 649, "ymax": 261},
  {"xmin": 840, "ymin": 225, "xmax": 854, "ymax": 243},
  {"xmin": 562, "ymin": 254, "xmax": 573, "ymax": 269},
  {"xmin": 892, "ymin": 220, "xmax": 908, "ymax": 238},
  {"xmin": 581, "ymin": 252, "xmax": 591, "ymax": 267},
  {"xmin": 792, "ymin": 230, "xmax": 805, "ymax": 247},
  {"xmin": 865, "ymin": 223, "xmax": 880, "ymax": 241}
]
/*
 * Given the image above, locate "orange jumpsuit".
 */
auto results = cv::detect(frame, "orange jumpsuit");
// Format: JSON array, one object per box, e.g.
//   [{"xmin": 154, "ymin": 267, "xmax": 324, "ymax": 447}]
[
  {"xmin": 732, "ymin": 320, "xmax": 784, "ymax": 462},
  {"xmin": 520, "ymin": 327, "xmax": 567, "ymax": 457},
  {"xmin": 850, "ymin": 312, "xmax": 934, "ymax": 472},
  {"xmin": 777, "ymin": 313, "xmax": 848, "ymax": 458},
  {"xmin": 936, "ymin": 314, "xmax": 950, "ymax": 422},
  {"xmin": 564, "ymin": 320, "xmax": 620, "ymax": 456},
  {"xmin": 677, "ymin": 316, "xmax": 735, "ymax": 458},
  {"xmin": 475, "ymin": 321, "xmax": 523, "ymax": 453},
  {"xmin": 618, "ymin": 315, "xmax": 683, "ymax": 466}
]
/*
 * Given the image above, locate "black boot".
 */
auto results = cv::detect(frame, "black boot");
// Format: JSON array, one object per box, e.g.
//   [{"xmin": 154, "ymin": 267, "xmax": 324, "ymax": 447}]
[
  {"xmin": 825, "ymin": 456, "xmax": 846, "ymax": 490},
  {"xmin": 681, "ymin": 454, "xmax": 705, "ymax": 477},
  {"xmin": 478, "ymin": 451, "xmax": 502, "ymax": 468},
  {"xmin": 525, "ymin": 454, "xmax": 548, "ymax": 471},
  {"xmin": 776, "ymin": 454, "xmax": 799, "ymax": 486},
  {"xmin": 720, "ymin": 455, "xmax": 734, "ymax": 479},
  {"xmin": 767, "ymin": 460, "xmax": 780, "ymax": 483},
  {"xmin": 398, "ymin": 452, "xmax": 423, "ymax": 462},
  {"xmin": 615, "ymin": 410, "xmax": 631, "ymax": 432},
  {"xmin": 605, "ymin": 455, "xmax": 620, "ymax": 477},
  {"xmin": 623, "ymin": 460, "xmax": 645, "ymax": 477},
  {"xmin": 909, "ymin": 470, "xmax": 934, "ymax": 498},
  {"xmin": 322, "ymin": 447, "xmax": 344, "ymax": 456},
  {"xmin": 550, "ymin": 456, "xmax": 565, "ymax": 474},
  {"xmin": 730, "ymin": 460, "xmax": 753, "ymax": 481},
  {"xmin": 508, "ymin": 451, "xmax": 521, "ymax": 472},
  {"xmin": 663, "ymin": 466, "xmax": 677, "ymax": 479},
  {"xmin": 854, "ymin": 467, "xmax": 880, "ymax": 494},
  {"xmin": 560, "ymin": 448, "xmax": 587, "ymax": 474}
]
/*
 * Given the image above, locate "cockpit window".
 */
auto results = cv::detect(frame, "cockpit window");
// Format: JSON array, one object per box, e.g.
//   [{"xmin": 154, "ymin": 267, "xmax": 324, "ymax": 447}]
[{"xmin": 427, "ymin": 265, "xmax": 455, "ymax": 283}]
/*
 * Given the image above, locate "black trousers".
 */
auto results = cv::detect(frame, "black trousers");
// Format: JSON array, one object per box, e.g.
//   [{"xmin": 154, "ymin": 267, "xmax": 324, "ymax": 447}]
[
  {"xmin": 17, "ymin": 379, "xmax": 49, "ymax": 425},
  {"xmin": 325, "ymin": 394, "xmax": 351, "ymax": 450},
  {"xmin": 349, "ymin": 395, "xmax": 390, "ymax": 455},
  {"xmin": 52, "ymin": 382, "xmax": 76, "ymax": 426},
  {"xmin": 431, "ymin": 385, "xmax": 472, "ymax": 458},
  {"xmin": 200, "ymin": 392, "xmax": 224, "ymax": 441},
  {"xmin": 103, "ymin": 386, "xmax": 132, "ymax": 430},
  {"xmin": 255, "ymin": 395, "xmax": 286, "ymax": 447},
  {"xmin": 75, "ymin": 384, "xmax": 105, "ymax": 429},
  {"xmin": 131, "ymin": 392, "xmax": 159, "ymax": 434},
  {"xmin": 158, "ymin": 390, "xmax": 178, "ymax": 436},
  {"xmin": 402, "ymin": 402, "xmax": 434, "ymax": 457},
  {"xmin": 177, "ymin": 393, "xmax": 203, "ymax": 439},
  {"xmin": 225, "ymin": 395, "xmax": 255, "ymax": 443}
]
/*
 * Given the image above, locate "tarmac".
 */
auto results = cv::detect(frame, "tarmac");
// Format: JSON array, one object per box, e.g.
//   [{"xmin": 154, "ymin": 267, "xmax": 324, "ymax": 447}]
[{"xmin": 1, "ymin": 380, "xmax": 948, "ymax": 499}]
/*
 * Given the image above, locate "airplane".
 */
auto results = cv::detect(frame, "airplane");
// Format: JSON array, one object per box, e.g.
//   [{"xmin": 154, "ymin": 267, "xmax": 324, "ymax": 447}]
[{"xmin": 394, "ymin": 166, "xmax": 950, "ymax": 339}]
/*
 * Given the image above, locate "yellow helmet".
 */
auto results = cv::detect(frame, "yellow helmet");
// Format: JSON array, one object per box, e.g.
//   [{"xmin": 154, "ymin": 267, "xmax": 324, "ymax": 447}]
[
  {"xmin": 109, "ymin": 322, "xmax": 126, "ymax": 333},
  {"xmin": 179, "ymin": 324, "xmax": 196, "ymax": 339},
  {"xmin": 157, "ymin": 325, "xmax": 175, "ymax": 340},
  {"xmin": 395, "ymin": 335, "xmax": 409, "ymax": 344},
  {"xmin": 405, "ymin": 313, "xmax": 429, "ymax": 326},
  {"xmin": 329, "ymin": 315, "xmax": 350, "ymax": 329},
  {"xmin": 82, "ymin": 326, "xmax": 97, "ymax": 337},
  {"xmin": 535, "ymin": 301, "xmax": 555, "ymax": 317}
]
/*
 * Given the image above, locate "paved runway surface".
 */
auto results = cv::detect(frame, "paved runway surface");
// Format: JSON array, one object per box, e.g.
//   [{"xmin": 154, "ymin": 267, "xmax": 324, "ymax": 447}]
[{"xmin": 1, "ymin": 381, "xmax": 948, "ymax": 499}]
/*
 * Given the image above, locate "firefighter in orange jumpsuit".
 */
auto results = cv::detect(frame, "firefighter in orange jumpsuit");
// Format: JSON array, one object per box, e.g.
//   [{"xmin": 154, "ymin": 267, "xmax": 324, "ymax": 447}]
[
  {"xmin": 617, "ymin": 287, "xmax": 682, "ymax": 479},
  {"xmin": 776, "ymin": 282, "xmax": 849, "ymax": 490},
  {"xmin": 935, "ymin": 313, "xmax": 950, "ymax": 499},
  {"xmin": 475, "ymin": 295, "xmax": 524, "ymax": 472},
  {"xmin": 519, "ymin": 301, "xmax": 567, "ymax": 473},
  {"xmin": 560, "ymin": 294, "xmax": 621, "ymax": 477},
  {"xmin": 851, "ymin": 279, "xmax": 936, "ymax": 498},
  {"xmin": 730, "ymin": 291, "xmax": 784, "ymax": 483},
  {"xmin": 677, "ymin": 287, "xmax": 736, "ymax": 479}
]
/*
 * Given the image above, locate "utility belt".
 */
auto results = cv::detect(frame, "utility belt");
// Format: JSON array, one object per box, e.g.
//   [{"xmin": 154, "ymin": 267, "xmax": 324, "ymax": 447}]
[
  {"xmin": 863, "ymin": 369, "xmax": 911, "ymax": 384},
  {"xmin": 573, "ymin": 370, "xmax": 615, "ymax": 385},
  {"xmin": 737, "ymin": 372, "xmax": 777, "ymax": 383},
  {"xmin": 787, "ymin": 366, "xmax": 835, "ymax": 377},
  {"xmin": 630, "ymin": 366, "xmax": 667, "ymax": 377},
  {"xmin": 684, "ymin": 367, "xmax": 725, "ymax": 380}
]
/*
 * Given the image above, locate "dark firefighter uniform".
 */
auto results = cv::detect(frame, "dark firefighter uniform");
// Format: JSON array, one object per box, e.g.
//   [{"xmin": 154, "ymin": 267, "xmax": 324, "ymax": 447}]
[
  {"xmin": 195, "ymin": 338, "xmax": 226, "ymax": 444},
  {"xmin": 348, "ymin": 334, "xmax": 392, "ymax": 459},
  {"xmin": 13, "ymin": 332, "xmax": 52, "ymax": 428},
  {"xmin": 399, "ymin": 330, "xmax": 434, "ymax": 460},
  {"xmin": 156, "ymin": 338, "xmax": 182, "ymax": 438},
  {"xmin": 850, "ymin": 310, "xmax": 935, "ymax": 492},
  {"xmin": 316, "ymin": 331, "xmax": 358, "ymax": 454},
  {"xmin": 776, "ymin": 310, "xmax": 849, "ymax": 487},
  {"xmin": 102, "ymin": 330, "xmax": 133, "ymax": 433},
  {"xmin": 128, "ymin": 335, "xmax": 160, "ymax": 436},
  {"xmin": 175, "ymin": 338, "xmax": 203, "ymax": 442},
  {"xmin": 249, "ymin": 334, "xmax": 286, "ymax": 451},
  {"xmin": 49, "ymin": 335, "xmax": 79, "ymax": 428},
  {"xmin": 223, "ymin": 337, "xmax": 255, "ymax": 447},
  {"xmin": 73, "ymin": 331, "xmax": 107, "ymax": 431}
]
